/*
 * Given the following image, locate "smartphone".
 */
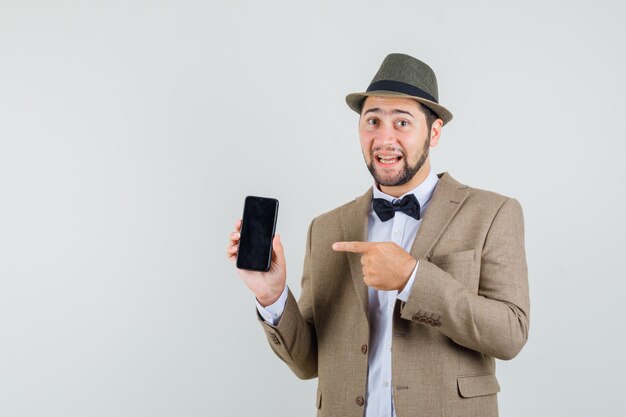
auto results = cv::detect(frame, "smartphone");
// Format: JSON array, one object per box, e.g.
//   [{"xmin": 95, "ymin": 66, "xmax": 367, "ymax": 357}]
[{"xmin": 236, "ymin": 196, "xmax": 279, "ymax": 272}]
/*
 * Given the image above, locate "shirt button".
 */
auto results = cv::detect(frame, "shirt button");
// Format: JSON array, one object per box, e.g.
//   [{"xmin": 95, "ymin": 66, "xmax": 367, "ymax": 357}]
[
  {"xmin": 384, "ymin": 381, "xmax": 390, "ymax": 388},
  {"xmin": 394, "ymin": 230, "xmax": 400, "ymax": 236}
]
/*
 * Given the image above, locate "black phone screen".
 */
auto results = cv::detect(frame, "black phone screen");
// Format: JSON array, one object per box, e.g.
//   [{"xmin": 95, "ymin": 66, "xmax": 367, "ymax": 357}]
[{"xmin": 236, "ymin": 196, "xmax": 279, "ymax": 272}]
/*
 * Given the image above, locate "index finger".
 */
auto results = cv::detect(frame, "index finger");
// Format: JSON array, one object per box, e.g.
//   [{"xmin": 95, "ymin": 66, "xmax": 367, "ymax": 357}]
[{"xmin": 332, "ymin": 241, "xmax": 374, "ymax": 253}]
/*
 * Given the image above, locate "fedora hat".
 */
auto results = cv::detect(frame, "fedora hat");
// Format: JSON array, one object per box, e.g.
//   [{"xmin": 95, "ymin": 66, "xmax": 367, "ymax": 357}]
[{"xmin": 345, "ymin": 53, "xmax": 453, "ymax": 125}]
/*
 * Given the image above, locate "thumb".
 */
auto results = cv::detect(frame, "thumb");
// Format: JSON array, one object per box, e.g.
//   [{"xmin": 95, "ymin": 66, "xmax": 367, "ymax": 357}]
[{"xmin": 272, "ymin": 234, "xmax": 286, "ymax": 265}]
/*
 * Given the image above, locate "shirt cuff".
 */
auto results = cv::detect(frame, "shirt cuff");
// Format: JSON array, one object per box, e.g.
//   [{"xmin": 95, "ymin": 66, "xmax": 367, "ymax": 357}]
[
  {"xmin": 397, "ymin": 260, "xmax": 419, "ymax": 302},
  {"xmin": 255, "ymin": 286, "xmax": 288, "ymax": 326}
]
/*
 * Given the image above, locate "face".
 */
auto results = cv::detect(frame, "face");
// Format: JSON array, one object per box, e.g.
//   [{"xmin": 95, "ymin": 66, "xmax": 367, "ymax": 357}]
[{"xmin": 359, "ymin": 96, "xmax": 441, "ymax": 189}]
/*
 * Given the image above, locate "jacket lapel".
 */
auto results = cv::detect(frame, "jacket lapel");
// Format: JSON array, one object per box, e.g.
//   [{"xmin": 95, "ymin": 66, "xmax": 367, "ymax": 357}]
[
  {"xmin": 408, "ymin": 172, "xmax": 470, "ymax": 260},
  {"xmin": 340, "ymin": 188, "xmax": 372, "ymax": 323},
  {"xmin": 338, "ymin": 172, "xmax": 469, "ymax": 323}
]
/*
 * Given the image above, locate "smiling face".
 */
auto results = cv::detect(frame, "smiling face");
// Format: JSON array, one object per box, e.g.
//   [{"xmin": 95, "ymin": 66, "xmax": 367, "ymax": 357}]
[{"xmin": 359, "ymin": 96, "xmax": 443, "ymax": 197}]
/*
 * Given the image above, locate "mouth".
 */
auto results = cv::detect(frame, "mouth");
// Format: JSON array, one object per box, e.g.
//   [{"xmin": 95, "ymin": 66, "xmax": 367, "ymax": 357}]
[{"xmin": 374, "ymin": 153, "xmax": 403, "ymax": 168}]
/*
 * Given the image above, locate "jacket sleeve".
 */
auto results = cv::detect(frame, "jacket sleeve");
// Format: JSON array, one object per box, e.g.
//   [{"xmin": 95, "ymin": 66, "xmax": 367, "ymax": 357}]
[
  {"xmin": 399, "ymin": 197, "xmax": 530, "ymax": 360},
  {"xmin": 257, "ymin": 219, "xmax": 318, "ymax": 378}
]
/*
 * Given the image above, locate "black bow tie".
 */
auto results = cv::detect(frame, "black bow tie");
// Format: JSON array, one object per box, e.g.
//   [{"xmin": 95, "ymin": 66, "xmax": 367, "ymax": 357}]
[{"xmin": 372, "ymin": 194, "xmax": 421, "ymax": 222}]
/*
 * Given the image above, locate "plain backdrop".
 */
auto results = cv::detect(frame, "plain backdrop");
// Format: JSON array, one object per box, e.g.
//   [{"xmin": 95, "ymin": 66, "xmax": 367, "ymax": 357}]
[{"xmin": 1, "ymin": 1, "xmax": 625, "ymax": 416}]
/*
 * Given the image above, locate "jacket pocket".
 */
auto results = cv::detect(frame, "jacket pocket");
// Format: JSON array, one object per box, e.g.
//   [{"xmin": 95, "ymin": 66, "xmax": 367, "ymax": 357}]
[
  {"xmin": 457, "ymin": 374, "xmax": 500, "ymax": 398},
  {"xmin": 429, "ymin": 249, "xmax": 477, "ymax": 291},
  {"xmin": 428, "ymin": 249, "xmax": 475, "ymax": 265}
]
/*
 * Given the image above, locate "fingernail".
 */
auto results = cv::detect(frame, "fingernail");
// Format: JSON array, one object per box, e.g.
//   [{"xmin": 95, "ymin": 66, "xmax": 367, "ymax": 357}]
[{"xmin": 332, "ymin": 243, "xmax": 338, "ymax": 250}]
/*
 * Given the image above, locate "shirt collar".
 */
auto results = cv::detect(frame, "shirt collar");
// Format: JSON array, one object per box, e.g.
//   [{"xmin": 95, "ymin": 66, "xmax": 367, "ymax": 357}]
[{"xmin": 371, "ymin": 169, "xmax": 439, "ymax": 215}]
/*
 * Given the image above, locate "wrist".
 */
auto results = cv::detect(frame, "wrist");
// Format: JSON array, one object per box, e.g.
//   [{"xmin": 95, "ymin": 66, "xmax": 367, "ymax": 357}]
[
  {"xmin": 257, "ymin": 286, "xmax": 285, "ymax": 307},
  {"xmin": 398, "ymin": 257, "xmax": 417, "ymax": 291}
]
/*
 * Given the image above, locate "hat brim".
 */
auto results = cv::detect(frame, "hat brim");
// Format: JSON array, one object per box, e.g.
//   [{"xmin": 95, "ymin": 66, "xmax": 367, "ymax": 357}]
[{"xmin": 345, "ymin": 90, "xmax": 453, "ymax": 126}]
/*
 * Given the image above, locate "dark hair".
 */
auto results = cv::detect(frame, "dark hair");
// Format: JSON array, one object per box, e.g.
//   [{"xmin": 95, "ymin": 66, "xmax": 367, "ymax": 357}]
[{"xmin": 418, "ymin": 102, "xmax": 439, "ymax": 130}]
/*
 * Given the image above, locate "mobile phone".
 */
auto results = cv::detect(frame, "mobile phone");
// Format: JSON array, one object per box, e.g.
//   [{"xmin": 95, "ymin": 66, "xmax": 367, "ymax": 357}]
[{"xmin": 236, "ymin": 196, "xmax": 279, "ymax": 272}]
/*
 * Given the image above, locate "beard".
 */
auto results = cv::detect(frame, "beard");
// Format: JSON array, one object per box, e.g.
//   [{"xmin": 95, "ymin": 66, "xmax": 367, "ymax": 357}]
[{"xmin": 366, "ymin": 135, "xmax": 431, "ymax": 187}]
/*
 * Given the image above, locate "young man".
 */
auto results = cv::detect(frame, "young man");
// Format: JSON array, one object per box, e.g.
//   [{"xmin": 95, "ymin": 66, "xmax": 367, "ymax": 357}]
[{"xmin": 227, "ymin": 53, "xmax": 529, "ymax": 417}]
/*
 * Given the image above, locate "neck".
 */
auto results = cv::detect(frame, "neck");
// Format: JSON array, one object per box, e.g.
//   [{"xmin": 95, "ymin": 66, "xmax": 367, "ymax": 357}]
[{"xmin": 378, "ymin": 161, "xmax": 431, "ymax": 198}]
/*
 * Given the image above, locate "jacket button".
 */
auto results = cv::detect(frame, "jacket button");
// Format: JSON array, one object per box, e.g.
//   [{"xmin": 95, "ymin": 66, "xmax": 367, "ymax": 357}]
[
  {"xmin": 361, "ymin": 344, "xmax": 368, "ymax": 354},
  {"xmin": 356, "ymin": 396, "xmax": 364, "ymax": 406},
  {"xmin": 412, "ymin": 314, "xmax": 419, "ymax": 321}
]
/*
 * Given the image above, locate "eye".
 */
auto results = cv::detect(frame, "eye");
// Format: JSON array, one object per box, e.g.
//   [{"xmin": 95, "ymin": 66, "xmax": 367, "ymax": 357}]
[
  {"xmin": 367, "ymin": 118, "xmax": 379, "ymax": 126},
  {"xmin": 396, "ymin": 120, "xmax": 409, "ymax": 127}
]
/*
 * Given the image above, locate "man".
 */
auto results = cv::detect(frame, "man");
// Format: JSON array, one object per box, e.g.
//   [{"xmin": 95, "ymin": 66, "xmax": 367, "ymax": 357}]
[{"xmin": 227, "ymin": 53, "xmax": 529, "ymax": 417}]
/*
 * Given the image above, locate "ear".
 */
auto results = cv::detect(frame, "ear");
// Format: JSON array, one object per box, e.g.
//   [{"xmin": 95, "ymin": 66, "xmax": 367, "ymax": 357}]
[{"xmin": 429, "ymin": 119, "xmax": 444, "ymax": 147}]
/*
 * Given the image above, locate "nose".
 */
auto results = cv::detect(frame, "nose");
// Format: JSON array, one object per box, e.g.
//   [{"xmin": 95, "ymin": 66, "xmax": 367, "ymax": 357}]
[{"xmin": 373, "ymin": 121, "xmax": 398, "ymax": 148}]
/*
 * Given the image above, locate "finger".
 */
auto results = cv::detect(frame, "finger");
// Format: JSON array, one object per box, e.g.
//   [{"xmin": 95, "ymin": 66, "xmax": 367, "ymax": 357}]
[
  {"xmin": 229, "ymin": 231, "xmax": 241, "ymax": 243},
  {"xmin": 332, "ymin": 241, "xmax": 373, "ymax": 253},
  {"xmin": 234, "ymin": 219, "xmax": 242, "ymax": 232},
  {"xmin": 272, "ymin": 234, "xmax": 286, "ymax": 267},
  {"xmin": 227, "ymin": 243, "xmax": 238, "ymax": 259},
  {"xmin": 363, "ymin": 274, "xmax": 373, "ymax": 287}
]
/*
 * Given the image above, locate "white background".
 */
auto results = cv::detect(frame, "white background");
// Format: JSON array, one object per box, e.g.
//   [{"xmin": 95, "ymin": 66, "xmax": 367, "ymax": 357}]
[{"xmin": 1, "ymin": 1, "xmax": 625, "ymax": 416}]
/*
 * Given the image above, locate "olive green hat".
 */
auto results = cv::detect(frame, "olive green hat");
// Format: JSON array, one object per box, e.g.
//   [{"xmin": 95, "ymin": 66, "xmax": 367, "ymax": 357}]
[{"xmin": 345, "ymin": 53, "xmax": 453, "ymax": 125}]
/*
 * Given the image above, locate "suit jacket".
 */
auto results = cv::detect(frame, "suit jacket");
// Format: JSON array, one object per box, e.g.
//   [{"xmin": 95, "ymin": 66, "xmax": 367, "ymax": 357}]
[{"xmin": 258, "ymin": 172, "xmax": 530, "ymax": 417}]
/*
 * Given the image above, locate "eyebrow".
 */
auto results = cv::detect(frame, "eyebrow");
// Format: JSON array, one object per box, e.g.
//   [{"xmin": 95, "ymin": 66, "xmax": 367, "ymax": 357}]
[{"xmin": 362, "ymin": 107, "xmax": 415, "ymax": 118}]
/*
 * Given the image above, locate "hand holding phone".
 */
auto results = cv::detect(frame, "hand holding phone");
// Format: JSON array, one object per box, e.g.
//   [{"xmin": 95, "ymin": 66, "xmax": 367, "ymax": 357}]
[{"xmin": 227, "ymin": 196, "xmax": 286, "ymax": 306}]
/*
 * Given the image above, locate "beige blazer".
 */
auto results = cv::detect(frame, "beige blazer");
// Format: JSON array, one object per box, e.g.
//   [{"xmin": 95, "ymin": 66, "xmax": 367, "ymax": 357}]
[{"xmin": 258, "ymin": 172, "xmax": 530, "ymax": 417}]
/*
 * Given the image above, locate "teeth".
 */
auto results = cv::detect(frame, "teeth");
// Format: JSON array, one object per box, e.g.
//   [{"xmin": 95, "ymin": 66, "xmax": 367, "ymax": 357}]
[{"xmin": 377, "ymin": 155, "xmax": 399, "ymax": 164}]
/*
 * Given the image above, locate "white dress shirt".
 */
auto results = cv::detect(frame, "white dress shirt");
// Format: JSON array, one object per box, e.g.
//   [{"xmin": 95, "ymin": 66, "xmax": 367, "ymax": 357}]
[{"xmin": 257, "ymin": 169, "xmax": 439, "ymax": 417}]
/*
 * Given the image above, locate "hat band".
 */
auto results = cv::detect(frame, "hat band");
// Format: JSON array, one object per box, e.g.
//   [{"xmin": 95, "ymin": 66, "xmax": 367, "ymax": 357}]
[{"xmin": 366, "ymin": 80, "xmax": 437, "ymax": 103}]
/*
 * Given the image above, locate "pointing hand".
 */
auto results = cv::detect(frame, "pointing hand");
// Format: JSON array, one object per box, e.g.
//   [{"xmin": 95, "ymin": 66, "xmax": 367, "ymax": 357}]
[{"xmin": 332, "ymin": 241, "xmax": 417, "ymax": 291}]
